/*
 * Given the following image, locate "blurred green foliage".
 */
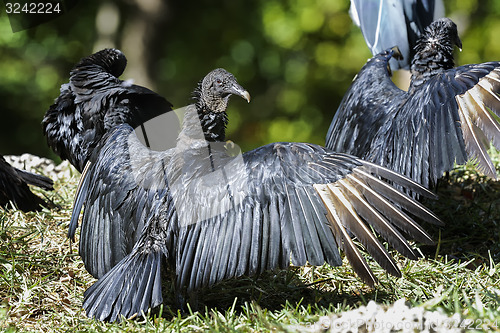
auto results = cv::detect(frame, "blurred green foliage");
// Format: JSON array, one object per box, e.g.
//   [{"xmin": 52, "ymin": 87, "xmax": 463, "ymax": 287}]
[{"xmin": 0, "ymin": 0, "xmax": 499, "ymax": 160}]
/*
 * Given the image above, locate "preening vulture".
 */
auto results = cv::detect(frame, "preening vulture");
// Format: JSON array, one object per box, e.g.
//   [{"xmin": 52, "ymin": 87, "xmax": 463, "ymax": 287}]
[
  {"xmin": 69, "ymin": 68, "xmax": 441, "ymax": 322},
  {"xmin": 350, "ymin": 0, "xmax": 444, "ymax": 69},
  {"xmin": 42, "ymin": 48, "xmax": 174, "ymax": 173},
  {"xmin": 0, "ymin": 155, "xmax": 53, "ymax": 212},
  {"xmin": 327, "ymin": 18, "xmax": 500, "ymax": 189}
]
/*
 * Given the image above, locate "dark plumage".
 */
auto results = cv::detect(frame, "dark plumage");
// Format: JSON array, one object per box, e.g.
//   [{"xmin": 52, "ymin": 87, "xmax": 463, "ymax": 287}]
[
  {"xmin": 327, "ymin": 18, "xmax": 500, "ymax": 189},
  {"xmin": 70, "ymin": 68, "xmax": 441, "ymax": 322},
  {"xmin": 0, "ymin": 155, "xmax": 53, "ymax": 212},
  {"xmin": 42, "ymin": 48, "xmax": 173, "ymax": 172},
  {"xmin": 350, "ymin": 0, "xmax": 444, "ymax": 69}
]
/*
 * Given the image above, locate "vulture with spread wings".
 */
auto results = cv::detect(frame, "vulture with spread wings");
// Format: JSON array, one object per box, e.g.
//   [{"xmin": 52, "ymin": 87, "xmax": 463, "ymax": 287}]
[
  {"xmin": 327, "ymin": 18, "xmax": 500, "ymax": 189},
  {"xmin": 69, "ymin": 68, "xmax": 441, "ymax": 322},
  {"xmin": 42, "ymin": 48, "xmax": 173, "ymax": 173}
]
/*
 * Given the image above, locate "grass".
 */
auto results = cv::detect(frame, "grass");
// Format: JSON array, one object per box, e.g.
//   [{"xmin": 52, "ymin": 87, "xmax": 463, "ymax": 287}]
[{"xmin": 0, "ymin": 151, "xmax": 500, "ymax": 332}]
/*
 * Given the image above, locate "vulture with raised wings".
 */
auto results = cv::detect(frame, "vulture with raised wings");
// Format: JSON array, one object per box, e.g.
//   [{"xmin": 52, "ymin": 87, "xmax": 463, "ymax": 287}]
[
  {"xmin": 69, "ymin": 68, "xmax": 441, "ymax": 322},
  {"xmin": 327, "ymin": 18, "xmax": 500, "ymax": 189},
  {"xmin": 42, "ymin": 48, "xmax": 173, "ymax": 172}
]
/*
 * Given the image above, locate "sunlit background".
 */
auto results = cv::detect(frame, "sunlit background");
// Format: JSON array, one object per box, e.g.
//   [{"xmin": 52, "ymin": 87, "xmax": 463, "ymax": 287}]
[{"xmin": 0, "ymin": 0, "xmax": 499, "ymax": 161}]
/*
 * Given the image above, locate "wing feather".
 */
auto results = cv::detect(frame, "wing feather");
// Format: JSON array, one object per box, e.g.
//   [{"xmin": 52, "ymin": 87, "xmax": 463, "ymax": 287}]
[
  {"xmin": 341, "ymin": 176, "xmax": 419, "ymax": 259},
  {"xmin": 353, "ymin": 167, "xmax": 442, "ymax": 226},
  {"xmin": 284, "ymin": 185, "xmax": 307, "ymax": 266},
  {"xmin": 346, "ymin": 173, "xmax": 434, "ymax": 245},
  {"xmin": 456, "ymin": 96, "xmax": 496, "ymax": 177},
  {"xmin": 294, "ymin": 186, "xmax": 326, "ymax": 266},
  {"xmin": 326, "ymin": 183, "xmax": 401, "ymax": 277},
  {"xmin": 314, "ymin": 183, "xmax": 378, "ymax": 286},
  {"xmin": 173, "ymin": 143, "xmax": 441, "ymax": 291}
]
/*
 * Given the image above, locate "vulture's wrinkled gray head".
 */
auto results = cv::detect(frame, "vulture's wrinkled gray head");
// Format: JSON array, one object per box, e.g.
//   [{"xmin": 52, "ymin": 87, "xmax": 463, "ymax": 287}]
[{"xmin": 195, "ymin": 68, "xmax": 251, "ymax": 113}]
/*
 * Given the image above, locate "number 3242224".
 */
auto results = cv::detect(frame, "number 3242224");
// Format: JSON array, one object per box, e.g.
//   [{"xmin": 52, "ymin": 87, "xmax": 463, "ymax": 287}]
[{"xmin": 5, "ymin": 2, "xmax": 61, "ymax": 14}]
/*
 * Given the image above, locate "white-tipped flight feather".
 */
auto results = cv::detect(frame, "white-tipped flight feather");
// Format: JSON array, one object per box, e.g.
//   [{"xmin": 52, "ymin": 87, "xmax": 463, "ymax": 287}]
[{"xmin": 314, "ymin": 183, "xmax": 378, "ymax": 286}]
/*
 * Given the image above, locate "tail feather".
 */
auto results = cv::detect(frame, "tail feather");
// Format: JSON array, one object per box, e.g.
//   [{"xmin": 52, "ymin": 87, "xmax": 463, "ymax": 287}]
[
  {"xmin": 2, "ymin": 185, "xmax": 49, "ymax": 212},
  {"xmin": 83, "ymin": 250, "xmax": 163, "ymax": 322},
  {"xmin": 17, "ymin": 169, "xmax": 54, "ymax": 190},
  {"xmin": 118, "ymin": 253, "xmax": 160, "ymax": 319}
]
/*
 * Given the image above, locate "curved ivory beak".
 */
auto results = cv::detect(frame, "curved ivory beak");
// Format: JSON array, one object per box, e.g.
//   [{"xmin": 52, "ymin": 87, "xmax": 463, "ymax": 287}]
[{"xmin": 231, "ymin": 84, "xmax": 251, "ymax": 103}]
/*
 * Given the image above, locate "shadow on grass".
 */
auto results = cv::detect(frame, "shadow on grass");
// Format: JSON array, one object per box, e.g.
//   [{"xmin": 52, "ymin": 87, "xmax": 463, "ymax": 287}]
[
  {"xmin": 155, "ymin": 266, "xmax": 392, "ymax": 319},
  {"xmin": 420, "ymin": 167, "xmax": 500, "ymax": 265}
]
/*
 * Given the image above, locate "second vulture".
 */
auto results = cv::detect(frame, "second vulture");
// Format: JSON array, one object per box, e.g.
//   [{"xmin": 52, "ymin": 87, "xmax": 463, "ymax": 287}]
[{"xmin": 327, "ymin": 18, "xmax": 500, "ymax": 189}]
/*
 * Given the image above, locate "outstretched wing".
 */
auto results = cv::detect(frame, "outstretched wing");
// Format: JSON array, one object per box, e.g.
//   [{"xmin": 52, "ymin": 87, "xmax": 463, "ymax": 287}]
[
  {"xmin": 326, "ymin": 47, "xmax": 405, "ymax": 157},
  {"xmin": 350, "ymin": 0, "xmax": 444, "ymax": 69},
  {"xmin": 176, "ymin": 142, "xmax": 442, "ymax": 292},
  {"xmin": 369, "ymin": 62, "xmax": 500, "ymax": 188},
  {"xmin": 69, "ymin": 123, "xmax": 175, "ymax": 279}
]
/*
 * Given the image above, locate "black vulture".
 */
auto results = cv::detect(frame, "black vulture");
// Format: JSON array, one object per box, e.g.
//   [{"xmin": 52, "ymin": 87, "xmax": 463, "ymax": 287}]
[
  {"xmin": 0, "ymin": 155, "xmax": 53, "ymax": 212},
  {"xmin": 69, "ymin": 68, "xmax": 442, "ymax": 322},
  {"xmin": 42, "ymin": 48, "xmax": 173, "ymax": 173},
  {"xmin": 326, "ymin": 18, "xmax": 500, "ymax": 189},
  {"xmin": 350, "ymin": 0, "xmax": 444, "ymax": 69}
]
